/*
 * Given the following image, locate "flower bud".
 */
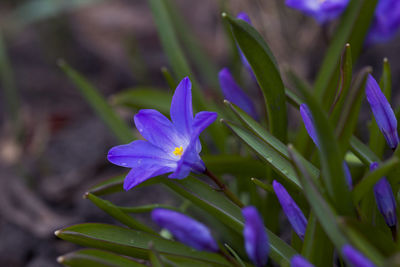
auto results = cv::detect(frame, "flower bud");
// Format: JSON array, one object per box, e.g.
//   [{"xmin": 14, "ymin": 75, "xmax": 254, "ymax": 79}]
[
  {"xmin": 291, "ymin": 255, "xmax": 315, "ymax": 267},
  {"xmin": 342, "ymin": 245, "xmax": 376, "ymax": 267}
]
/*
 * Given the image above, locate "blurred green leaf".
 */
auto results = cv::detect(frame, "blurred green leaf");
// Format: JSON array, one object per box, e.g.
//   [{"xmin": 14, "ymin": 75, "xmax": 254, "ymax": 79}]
[
  {"xmin": 55, "ymin": 223, "xmax": 229, "ymax": 266},
  {"xmin": 149, "ymin": 244, "xmax": 165, "ymax": 267},
  {"xmin": 353, "ymin": 157, "xmax": 399, "ymax": 203},
  {"xmin": 251, "ymin": 178, "xmax": 274, "ymax": 194},
  {"xmin": 350, "ymin": 136, "xmax": 380, "ymax": 165},
  {"xmin": 223, "ymin": 13, "xmax": 288, "ymax": 142},
  {"xmin": 89, "ymin": 175, "xmax": 125, "ymax": 196},
  {"xmin": 111, "ymin": 88, "xmax": 172, "ymax": 115},
  {"xmin": 58, "ymin": 248, "xmax": 146, "ymax": 267},
  {"xmin": 291, "ymin": 73, "xmax": 353, "ymax": 216},
  {"xmin": 369, "ymin": 58, "xmax": 392, "ymax": 158},
  {"xmin": 314, "ymin": 0, "xmax": 378, "ymax": 107},
  {"xmin": 161, "ymin": 67, "xmax": 177, "ymax": 90},
  {"xmin": 86, "ymin": 193, "xmax": 156, "ymax": 234},
  {"xmin": 59, "ymin": 61, "xmax": 133, "ymax": 143},
  {"xmin": 203, "ymin": 155, "xmax": 267, "ymax": 178},
  {"xmin": 224, "ymin": 244, "xmax": 246, "ymax": 267}
]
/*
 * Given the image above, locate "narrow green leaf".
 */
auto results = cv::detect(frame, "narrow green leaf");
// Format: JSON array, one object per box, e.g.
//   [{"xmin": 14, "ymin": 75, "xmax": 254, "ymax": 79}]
[
  {"xmin": 369, "ymin": 58, "xmax": 392, "ymax": 158},
  {"xmin": 89, "ymin": 175, "xmax": 125, "ymax": 196},
  {"xmin": 58, "ymin": 248, "xmax": 146, "ymax": 267},
  {"xmin": 85, "ymin": 193, "xmax": 156, "ymax": 234},
  {"xmin": 55, "ymin": 223, "xmax": 229, "ymax": 266},
  {"xmin": 149, "ymin": 244, "xmax": 165, "ymax": 267},
  {"xmin": 59, "ymin": 61, "xmax": 133, "ymax": 143},
  {"xmin": 251, "ymin": 178, "xmax": 274, "ymax": 194},
  {"xmin": 224, "ymin": 244, "xmax": 246, "ymax": 267},
  {"xmin": 314, "ymin": 0, "xmax": 378, "ymax": 106},
  {"xmin": 353, "ymin": 157, "xmax": 399, "ymax": 203},
  {"xmin": 223, "ymin": 13, "xmax": 288, "ymax": 142},
  {"xmin": 350, "ymin": 136, "xmax": 380, "ymax": 165},
  {"xmin": 161, "ymin": 67, "xmax": 177, "ymax": 90},
  {"xmin": 292, "ymin": 73, "xmax": 353, "ymax": 215},
  {"xmin": 203, "ymin": 155, "xmax": 267, "ymax": 178},
  {"xmin": 111, "ymin": 88, "xmax": 172, "ymax": 115}
]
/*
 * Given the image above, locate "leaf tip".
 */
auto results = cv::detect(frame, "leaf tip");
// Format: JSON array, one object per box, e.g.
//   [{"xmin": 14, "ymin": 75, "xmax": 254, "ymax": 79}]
[
  {"xmin": 54, "ymin": 229, "xmax": 62, "ymax": 237},
  {"xmin": 57, "ymin": 256, "xmax": 65, "ymax": 263},
  {"xmin": 221, "ymin": 12, "xmax": 227, "ymax": 19},
  {"xmin": 83, "ymin": 192, "xmax": 89, "ymax": 199},
  {"xmin": 57, "ymin": 59, "xmax": 66, "ymax": 68}
]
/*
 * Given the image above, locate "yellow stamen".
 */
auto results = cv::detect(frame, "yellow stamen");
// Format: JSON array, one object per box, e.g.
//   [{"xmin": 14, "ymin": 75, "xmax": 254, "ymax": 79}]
[{"xmin": 173, "ymin": 146, "xmax": 184, "ymax": 157}]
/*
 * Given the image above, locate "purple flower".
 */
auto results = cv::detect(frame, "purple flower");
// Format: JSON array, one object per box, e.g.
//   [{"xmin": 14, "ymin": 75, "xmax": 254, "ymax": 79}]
[
  {"xmin": 366, "ymin": 74, "xmax": 399, "ymax": 150},
  {"xmin": 272, "ymin": 180, "xmax": 308, "ymax": 240},
  {"xmin": 236, "ymin": 12, "xmax": 256, "ymax": 80},
  {"xmin": 291, "ymin": 255, "xmax": 315, "ymax": 267},
  {"xmin": 218, "ymin": 68, "xmax": 258, "ymax": 120},
  {"xmin": 242, "ymin": 206, "xmax": 269, "ymax": 267},
  {"xmin": 342, "ymin": 245, "xmax": 376, "ymax": 267},
  {"xmin": 286, "ymin": 0, "xmax": 349, "ymax": 24},
  {"xmin": 370, "ymin": 162, "xmax": 397, "ymax": 227},
  {"xmin": 107, "ymin": 77, "xmax": 217, "ymax": 190},
  {"xmin": 151, "ymin": 209, "xmax": 218, "ymax": 252},
  {"xmin": 300, "ymin": 104, "xmax": 352, "ymax": 189},
  {"xmin": 367, "ymin": 0, "xmax": 400, "ymax": 44}
]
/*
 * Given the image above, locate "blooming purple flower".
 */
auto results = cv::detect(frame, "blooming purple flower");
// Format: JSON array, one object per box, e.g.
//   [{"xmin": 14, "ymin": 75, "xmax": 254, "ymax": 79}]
[
  {"xmin": 370, "ymin": 162, "xmax": 397, "ymax": 227},
  {"xmin": 218, "ymin": 68, "xmax": 258, "ymax": 120},
  {"xmin": 286, "ymin": 0, "xmax": 349, "ymax": 24},
  {"xmin": 151, "ymin": 209, "xmax": 218, "ymax": 252},
  {"xmin": 300, "ymin": 104, "xmax": 353, "ymax": 189},
  {"xmin": 291, "ymin": 255, "xmax": 315, "ymax": 267},
  {"xmin": 342, "ymin": 245, "xmax": 376, "ymax": 267},
  {"xmin": 236, "ymin": 12, "xmax": 256, "ymax": 80},
  {"xmin": 366, "ymin": 74, "xmax": 399, "ymax": 150},
  {"xmin": 242, "ymin": 206, "xmax": 269, "ymax": 267},
  {"xmin": 367, "ymin": 0, "xmax": 400, "ymax": 44},
  {"xmin": 107, "ymin": 77, "xmax": 217, "ymax": 190},
  {"xmin": 272, "ymin": 180, "xmax": 308, "ymax": 240}
]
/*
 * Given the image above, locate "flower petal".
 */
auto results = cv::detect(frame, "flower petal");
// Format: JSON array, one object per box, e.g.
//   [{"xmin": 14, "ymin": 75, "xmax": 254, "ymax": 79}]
[
  {"xmin": 134, "ymin": 109, "xmax": 188, "ymax": 153},
  {"xmin": 107, "ymin": 140, "xmax": 177, "ymax": 168},
  {"xmin": 300, "ymin": 103, "xmax": 319, "ymax": 148},
  {"xmin": 170, "ymin": 77, "xmax": 194, "ymax": 137},
  {"xmin": 291, "ymin": 255, "xmax": 315, "ymax": 267},
  {"xmin": 219, "ymin": 68, "xmax": 258, "ymax": 120},
  {"xmin": 342, "ymin": 245, "xmax": 376, "ymax": 267},
  {"xmin": 124, "ymin": 165, "xmax": 173, "ymax": 191},
  {"xmin": 365, "ymin": 74, "xmax": 399, "ymax": 149},
  {"xmin": 151, "ymin": 209, "xmax": 219, "ymax": 252}
]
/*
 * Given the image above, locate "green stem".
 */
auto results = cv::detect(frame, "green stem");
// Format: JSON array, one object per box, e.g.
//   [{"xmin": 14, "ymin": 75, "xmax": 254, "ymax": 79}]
[{"xmin": 204, "ymin": 168, "xmax": 244, "ymax": 208}]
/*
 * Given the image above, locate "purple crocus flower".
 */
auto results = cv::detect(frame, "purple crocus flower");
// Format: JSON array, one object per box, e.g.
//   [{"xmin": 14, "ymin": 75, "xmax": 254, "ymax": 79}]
[
  {"xmin": 291, "ymin": 255, "xmax": 315, "ymax": 267},
  {"xmin": 365, "ymin": 74, "xmax": 399, "ymax": 150},
  {"xmin": 272, "ymin": 180, "xmax": 308, "ymax": 240},
  {"xmin": 236, "ymin": 12, "xmax": 256, "ymax": 80},
  {"xmin": 370, "ymin": 162, "xmax": 397, "ymax": 227},
  {"xmin": 367, "ymin": 0, "xmax": 400, "ymax": 44},
  {"xmin": 218, "ymin": 68, "xmax": 258, "ymax": 120},
  {"xmin": 151, "ymin": 209, "xmax": 219, "ymax": 252},
  {"xmin": 242, "ymin": 206, "xmax": 269, "ymax": 267},
  {"xmin": 299, "ymin": 103, "xmax": 353, "ymax": 189},
  {"xmin": 286, "ymin": 0, "xmax": 349, "ymax": 24},
  {"xmin": 107, "ymin": 77, "xmax": 217, "ymax": 190},
  {"xmin": 342, "ymin": 245, "xmax": 376, "ymax": 267}
]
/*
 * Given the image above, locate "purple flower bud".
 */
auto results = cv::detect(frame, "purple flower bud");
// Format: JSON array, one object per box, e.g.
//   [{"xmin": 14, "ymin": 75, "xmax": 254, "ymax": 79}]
[
  {"xmin": 242, "ymin": 206, "xmax": 269, "ymax": 267},
  {"xmin": 151, "ymin": 209, "xmax": 218, "ymax": 252},
  {"xmin": 236, "ymin": 12, "xmax": 256, "ymax": 80},
  {"xmin": 218, "ymin": 68, "xmax": 258, "ymax": 120},
  {"xmin": 343, "ymin": 161, "xmax": 353, "ymax": 190},
  {"xmin": 370, "ymin": 162, "xmax": 397, "ymax": 227},
  {"xmin": 272, "ymin": 180, "xmax": 307, "ymax": 240},
  {"xmin": 342, "ymin": 245, "xmax": 376, "ymax": 267},
  {"xmin": 285, "ymin": 0, "xmax": 349, "ymax": 24},
  {"xmin": 291, "ymin": 255, "xmax": 315, "ymax": 267},
  {"xmin": 367, "ymin": 0, "xmax": 400, "ymax": 44},
  {"xmin": 366, "ymin": 74, "xmax": 399, "ymax": 150}
]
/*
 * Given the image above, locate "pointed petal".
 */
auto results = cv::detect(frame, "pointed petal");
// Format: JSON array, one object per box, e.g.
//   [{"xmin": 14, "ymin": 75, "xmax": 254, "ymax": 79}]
[
  {"xmin": 291, "ymin": 255, "xmax": 315, "ymax": 267},
  {"xmin": 123, "ymin": 165, "xmax": 173, "ymax": 190},
  {"xmin": 107, "ymin": 140, "xmax": 177, "ymax": 168},
  {"xmin": 219, "ymin": 68, "xmax": 258, "ymax": 120},
  {"xmin": 342, "ymin": 245, "xmax": 376, "ymax": 267},
  {"xmin": 134, "ymin": 109, "xmax": 188, "ymax": 153},
  {"xmin": 170, "ymin": 77, "xmax": 194, "ymax": 137},
  {"xmin": 169, "ymin": 111, "xmax": 217, "ymax": 179},
  {"xmin": 300, "ymin": 103, "xmax": 319, "ymax": 148},
  {"xmin": 343, "ymin": 161, "xmax": 353, "ymax": 190},
  {"xmin": 366, "ymin": 74, "xmax": 399, "ymax": 149}
]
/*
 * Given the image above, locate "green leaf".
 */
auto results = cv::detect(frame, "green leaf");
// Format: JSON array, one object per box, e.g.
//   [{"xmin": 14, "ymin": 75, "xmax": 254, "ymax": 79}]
[
  {"xmin": 58, "ymin": 248, "xmax": 146, "ymax": 267},
  {"xmin": 149, "ymin": 244, "xmax": 165, "ymax": 267},
  {"xmin": 85, "ymin": 193, "xmax": 156, "ymax": 234},
  {"xmin": 314, "ymin": 0, "xmax": 378, "ymax": 107},
  {"xmin": 165, "ymin": 177, "xmax": 298, "ymax": 264},
  {"xmin": 59, "ymin": 61, "xmax": 133, "ymax": 143},
  {"xmin": 221, "ymin": 119, "xmax": 301, "ymax": 189},
  {"xmin": 223, "ymin": 13, "xmax": 288, "ymax": 142},
  {"xmin": 350, "ymin": 136, "xmax": 380, "ymax": 165},
  {"xmin": 291, "ymin": 73, "xmax": 353, "ymax": 216},
  {"xmin": 369, "ymin": 58, "xmax": 392, "ymax": 158},
  {"xmin": 89, "ymin": 175, "xmax": 125, "ymax": 196},
  {"xmin": 55, "ymin": 223, "xmax": 229, "ymax": 266},
  {"xmin": 251, "ymin": 178, "xmax": 274, "ymax": 194},
  {"xmin": 161, "ymin": 67, "xmax": 177, "ymax": 90},
  {"xmin": 352, "ymin": 157, "xmax": 399, "ymax": 203},
  {"xmin": 111, "ymin": 88, "xmax": 172, "ymax": 115}
]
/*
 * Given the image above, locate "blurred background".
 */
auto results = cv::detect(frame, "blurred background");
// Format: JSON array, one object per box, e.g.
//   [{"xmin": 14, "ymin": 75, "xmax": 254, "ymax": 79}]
[{"xmin": 0, "ymin": 0, "xmax": 399, "ymax": 266}]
